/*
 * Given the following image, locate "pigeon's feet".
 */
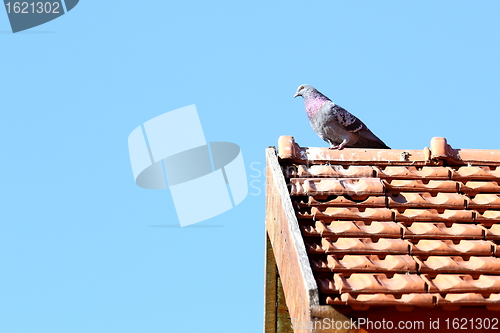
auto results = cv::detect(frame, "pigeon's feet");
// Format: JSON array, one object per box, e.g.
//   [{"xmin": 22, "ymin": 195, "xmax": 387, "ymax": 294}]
[{"xmin": 329, "ymin": 140, "xmax": 347, "ymax": 150}]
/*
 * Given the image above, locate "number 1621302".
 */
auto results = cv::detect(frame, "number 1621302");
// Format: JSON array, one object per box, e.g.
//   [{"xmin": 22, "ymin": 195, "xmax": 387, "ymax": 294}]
[{"xmin": 5, "ymin": 2, "xmax": 61, "ymax": 14}]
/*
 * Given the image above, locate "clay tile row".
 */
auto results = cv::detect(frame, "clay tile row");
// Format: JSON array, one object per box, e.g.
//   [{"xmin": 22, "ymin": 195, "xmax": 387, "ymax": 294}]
[
  {"xmin": 277, "ymin": 136, "xmax": 500, "ymax": 166},
  {"xmin": 325, "ymin": 293, "xmax": 435, "ymax": 310},
  {"xmin": 296, "ymin": 193, "xmax": 500, "ymax": 210},
  {"xmin": 289, "ymin": 178, "xmax": 385, "ymax": 196},
  {"xmin": 310, "ymin": 254, "xmax": 417, "ymax": 273},
  {"xmin": 290, "ymin": 165, "xmax": 500, "ymax": 181},
  {"xmin": 289, "ymin": 165, "xmax": 500, "ymax": 182},
  {"xmin": 307, "ymin": 206, "xmax": 500, "ymax": 224},
  {"xmin": 304, "ymin": 220, "xmax": 486, "ymax": 240},
  {"xmin": 325, "ymin": 293, "xmax": 500, "ymax": 311},
  {"xmin": 320, "ymin": 273, "xmax": 500, "ymax": 295},
  {"xmin": 376, "ymin": 166, "xmax": 450, "ymax": 180},
  {"xmin": 277, "ymin": 134, "xmax": 423, "ymax": 165},
  {"xmin": 299, "ymin": 147, "xmax": 432, "ymax": 166},
  {"xmin": 306, "ymin": 222, "xmax": 500, "ymax": 240},
  {"xmin": 378, "ymin": 166, "xmax": 500, "ymax": 181},
  {"xmin": 396, "ymin": 209, "xmax": 500, "ymax": 223},
  {"xmin": 312, "ymin": 238, "xmax": 496, "ymax": 256},
  {"xmin": 310, "ymin": 255, "xmax": 500, "ymax": 275}
]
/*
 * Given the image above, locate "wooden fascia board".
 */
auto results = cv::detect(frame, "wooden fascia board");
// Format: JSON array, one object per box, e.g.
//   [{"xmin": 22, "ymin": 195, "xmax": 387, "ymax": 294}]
[{"xmin": 265, "ymin": 147, "xmax": 319, "ymax": 332}]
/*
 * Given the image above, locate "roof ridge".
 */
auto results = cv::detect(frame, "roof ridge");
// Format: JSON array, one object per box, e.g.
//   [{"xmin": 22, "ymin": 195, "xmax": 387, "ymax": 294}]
[{"xmin": 277, "ymin": 136, "xmax": 500, "ymax": 166}]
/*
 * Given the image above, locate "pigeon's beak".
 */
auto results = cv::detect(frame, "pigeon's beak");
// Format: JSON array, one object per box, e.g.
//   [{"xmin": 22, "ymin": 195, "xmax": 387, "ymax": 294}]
[{"xmin": 293, "ymin": 92, "xmax": 299, "ymax": 98}]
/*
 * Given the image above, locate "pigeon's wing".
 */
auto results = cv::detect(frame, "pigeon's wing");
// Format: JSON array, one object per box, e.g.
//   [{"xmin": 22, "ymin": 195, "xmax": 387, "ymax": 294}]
[
  {"xmin": 331, "ymin": 104, "xmax": 390, "ymax": 149},
  {"xmin": 331, "ymin": 104, "xmax": 365, "ymax": 133}
]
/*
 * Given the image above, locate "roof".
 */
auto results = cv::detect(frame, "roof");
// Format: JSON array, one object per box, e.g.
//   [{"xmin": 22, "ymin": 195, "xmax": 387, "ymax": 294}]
[{"xmin": 265, "ymin": 136, "xmax": 500, "ymax": 332}]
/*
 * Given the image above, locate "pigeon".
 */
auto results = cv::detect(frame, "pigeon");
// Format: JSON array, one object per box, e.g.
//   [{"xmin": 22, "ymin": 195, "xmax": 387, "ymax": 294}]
[{"xmin": 294, "ymin": 84, "xmax": 390, "ymax": 149}]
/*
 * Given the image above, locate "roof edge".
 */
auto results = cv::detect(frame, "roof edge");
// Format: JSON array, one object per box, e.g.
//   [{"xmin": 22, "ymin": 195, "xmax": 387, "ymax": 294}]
[
  {"xmin": 278, "ymin": 136, "xmax": 500, "ymax": 166},
  {"xmin": 265, "ymin": 147, "xmax": 319, "ymax": 331}
]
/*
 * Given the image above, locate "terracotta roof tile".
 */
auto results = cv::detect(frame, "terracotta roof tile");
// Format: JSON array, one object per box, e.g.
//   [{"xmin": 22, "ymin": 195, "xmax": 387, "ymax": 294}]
[
  {"xmin": 266, "ymin": 135, "xmax": 500, "ymax": 316},
  {"xmin": 315, "ymin": 220, "xmax": 401, "ymax": 238},
  {"xmin": 312, "ymin": 206, "xmax": 394, "ymax": 221},
  {"xmin": 403, "ymin": 222, "xmax": 483, "ymax": 240},
  {"xmin": 323, "ymin": 254, "xmax": 417, "ymax": 273},
  {"xmin": 296, "ymin": 195, "xmax": 387, "ymax": 208},
  {"xmin": 417, "ymin": 256, "xmax": 500, "ymax": 275},
  {"xmin": 393, "ymin": 208, "xmax": 474, "ymax": 222},
  {"xmin": 467, "ymin": 193, "xmax": 500, "ymax": 209},
  {"xmin": 484, "ymin": 224, "xmax": 500, "ymax": 239},
  {"xmin": 460, "ymin": 181, "xmax": 500, "ymax": 194},
  {"xmin": 476, "ymin": 210, "xmax": 500, "ymax": 223},
  {"xmin": 427, "ymin": 274, "xmax": 500, "ymax": 293},
  {"xmin": 293, "ymin": 165, "xmax": 376, "ymax": 178},
  {"xmin": 384, "ymin": 179, "xmax": 459, "ymax": 193},
  {"xmin": 304, "ymin": 239, "xmax": 325, "ymax": 254},
  {"xmin": 450, "ymin": 166, "xmax": 500, "ymax": 180},
  {"xmin": 320, "ymin": 237, "xmax": 409, "ymax": 255},
  {"xmin": 376, "ymin": 166, "xmax": 450, "ymax": 179},
  {"xmin": 388, "ymin": 192, "xmax": 466, "ymax": 209},
  {"xmin": 332, "ymin": 273, "xmax": 427, "ymax": 294},
  {"xmin": 437, "ymin": 293, "xmax": 500, "ymax": 311},
  {"xmin": 410, "ymin": 239, "xmax": 493, "ymax": 256},
  {"xmin": 327, "ymin": 293, "xmax": 436, "ymax": 309}
]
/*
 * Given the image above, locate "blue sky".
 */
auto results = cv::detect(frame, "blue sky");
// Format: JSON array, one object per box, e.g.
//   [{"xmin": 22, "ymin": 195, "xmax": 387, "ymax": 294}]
[{"xmin": 1, "ymin": 1, "xmax": 500, "ymax": 332}]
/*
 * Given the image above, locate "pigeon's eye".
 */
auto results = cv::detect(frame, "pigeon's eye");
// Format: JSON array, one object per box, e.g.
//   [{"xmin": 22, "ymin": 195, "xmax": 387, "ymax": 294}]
[{"xmin": 299, "ymin": 86, "xmax": 304, "ymax": 91}]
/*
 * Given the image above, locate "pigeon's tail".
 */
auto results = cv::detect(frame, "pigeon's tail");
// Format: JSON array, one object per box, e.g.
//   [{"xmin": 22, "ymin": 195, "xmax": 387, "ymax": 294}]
[
  {"xmin": 369, "ymin": 141, "xmax": 391, "ymax": 149},
  {"xmin": 355, "ymin": 129, "xmax": 391, "ymax": 149}
]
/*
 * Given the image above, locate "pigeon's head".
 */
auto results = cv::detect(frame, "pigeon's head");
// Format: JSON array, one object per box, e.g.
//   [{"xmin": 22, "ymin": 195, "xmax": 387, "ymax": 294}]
[
  {"xmin": 294, "ymin": 84, "xmax": 331, "ymax": 118},
  {"xmin": 293, "ymin": 84, "xmax": 315, "ymax": 98}
]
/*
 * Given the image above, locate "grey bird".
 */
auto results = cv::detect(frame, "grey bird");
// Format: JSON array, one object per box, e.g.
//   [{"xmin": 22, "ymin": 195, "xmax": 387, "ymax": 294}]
[{"xmin": 294, "ymin": 84, "xmax": 390, "ymax": 149}]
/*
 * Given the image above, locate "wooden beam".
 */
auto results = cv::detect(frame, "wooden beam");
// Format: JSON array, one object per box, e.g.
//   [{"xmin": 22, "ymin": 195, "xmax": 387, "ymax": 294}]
[
  {"xmin": 265, "ymin": 147, "xmax": 319, "ymax": 332},
  {"xmin": 264, "ymin": 233, "xmax": 277, "ymax": 333}
]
